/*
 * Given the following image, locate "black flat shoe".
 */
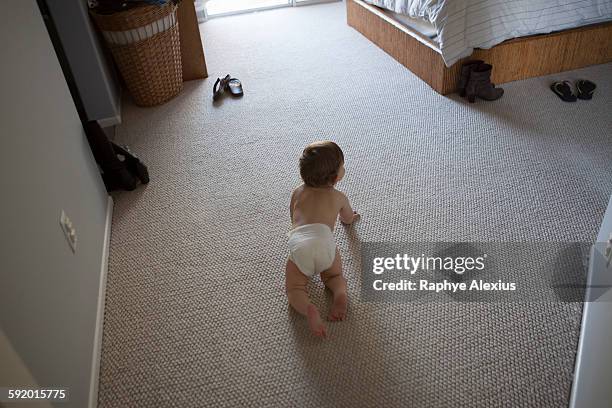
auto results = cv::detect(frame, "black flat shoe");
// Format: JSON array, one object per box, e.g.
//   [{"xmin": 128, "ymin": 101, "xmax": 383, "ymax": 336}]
[
  {"xmin": 551, "ymin": 80, "xmax": 577, "ymax": 102},
  {"xmin": 213, "ymin": 74, "xmax": 230, "ymax": 101},
  {"xmin": 227, "ymin": 77, "xmax": 243, "ymax": 97},
  {"xmin": 576, "ymin": 79, "xmax": 596, "ymax": 100}
]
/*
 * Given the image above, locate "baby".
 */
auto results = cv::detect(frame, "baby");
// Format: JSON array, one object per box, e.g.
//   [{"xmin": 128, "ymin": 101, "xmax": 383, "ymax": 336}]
[{"xmin": 285, "ymin": 141, "xmax": 359, "ymax": 338}]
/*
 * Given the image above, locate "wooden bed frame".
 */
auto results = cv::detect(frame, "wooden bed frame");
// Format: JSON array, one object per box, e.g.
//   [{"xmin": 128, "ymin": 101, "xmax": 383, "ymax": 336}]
[{"xmin": 347, "ymin": 0, "xmax": 612, "ymax": 95}]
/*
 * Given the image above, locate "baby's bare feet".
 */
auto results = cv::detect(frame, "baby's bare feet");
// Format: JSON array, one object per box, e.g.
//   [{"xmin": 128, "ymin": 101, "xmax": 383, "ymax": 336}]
[
  {"xmin": 328, "ymin": 292, "xmax": 347, "ymax": 321},
  {"xmin": 307, "ymin": 304, "xmax": 327, "ymax": 338}
]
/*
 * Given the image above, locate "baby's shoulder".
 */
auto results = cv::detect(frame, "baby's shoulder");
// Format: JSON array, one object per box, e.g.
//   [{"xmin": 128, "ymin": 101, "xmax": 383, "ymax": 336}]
[
  {"xmin": 331, "ymin": 188, "xmax": 348, "ymax": 203},
  {"xmin": 292, "ymin": 184, "xmax": 305, "ymax": 198}
]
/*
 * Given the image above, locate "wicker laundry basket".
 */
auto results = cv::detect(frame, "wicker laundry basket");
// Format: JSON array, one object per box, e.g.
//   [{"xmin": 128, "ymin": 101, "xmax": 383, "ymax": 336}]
[{"xmin": 90, "ymin": 2, "xmax": 183, "ymax": 107}]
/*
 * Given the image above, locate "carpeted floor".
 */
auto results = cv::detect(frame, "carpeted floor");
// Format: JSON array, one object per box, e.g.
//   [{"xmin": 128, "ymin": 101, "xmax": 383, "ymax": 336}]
[{"xmin": 98, "ymin": 2, "xmax": 612, "ymax": 407}]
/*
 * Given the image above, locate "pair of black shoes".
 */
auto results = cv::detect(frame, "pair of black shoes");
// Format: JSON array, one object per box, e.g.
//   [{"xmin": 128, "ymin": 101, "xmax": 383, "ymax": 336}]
[
  {"xmin": 457, "ymin": 60, "xmax": 504, "ymax": 103},
  {"xmin": 84, "ymin": 121, "xmax": 149, "ymax": 192},
  {"xmin": 213, "ymin": 74, "xmax": 244, "ymax": 101},
  {"xmin": 551, "ymin": 80, "xmax": 596, "ymax": 102},
  {"xmin": 101, "ymin": 144, "xmax": 150, "ymax": 192}
]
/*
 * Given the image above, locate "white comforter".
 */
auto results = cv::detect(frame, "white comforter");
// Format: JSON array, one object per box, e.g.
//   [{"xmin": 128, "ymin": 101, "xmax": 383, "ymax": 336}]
[{"xmin": 365, "ymin": 0, "xmax": 612, "ymax": 67}]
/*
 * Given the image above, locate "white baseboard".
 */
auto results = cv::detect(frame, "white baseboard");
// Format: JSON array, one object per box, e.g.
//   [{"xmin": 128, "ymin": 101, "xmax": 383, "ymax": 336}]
[
  {"xmin": 97, "ymin": 113, "xmax": 121, "ymax": 128},
  {"xmin": 88, "ymin": 195, "xmax": 114, "ymax": 408},
  {"xmin": 97, "ymin": 97, "xmax": 122, "ymax": 128}
]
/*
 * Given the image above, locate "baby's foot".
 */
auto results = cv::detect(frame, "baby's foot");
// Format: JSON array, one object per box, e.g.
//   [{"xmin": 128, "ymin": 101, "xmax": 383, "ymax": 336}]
[
  {"xmin": 307, "ymin": 304, "xmax": 327, "ymax": 338},
  {"xmin": 328, "ymin": 292, "xmax": 347, "ymax": 321}
]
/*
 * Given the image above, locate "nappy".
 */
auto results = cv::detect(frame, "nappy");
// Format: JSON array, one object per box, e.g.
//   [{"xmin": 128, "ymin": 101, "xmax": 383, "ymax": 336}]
[{"xmin": 288, "ymin": 223, "xmax": 336, "ymax": 278}]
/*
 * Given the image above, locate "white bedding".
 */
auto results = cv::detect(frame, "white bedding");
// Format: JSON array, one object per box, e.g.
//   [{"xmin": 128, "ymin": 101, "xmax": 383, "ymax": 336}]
[
  {"xmin": 365, "ymin": 0, "xmax": 612, "ymax": 67},
  {"xmin": 381, "ymin": 9, "xmax": 438, "ymax": 39}
]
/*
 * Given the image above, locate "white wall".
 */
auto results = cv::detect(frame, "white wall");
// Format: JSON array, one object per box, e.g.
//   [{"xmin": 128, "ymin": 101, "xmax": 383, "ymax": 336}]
[
  {"xmin": 0, "ymin": 1, "xmax": 111, "ymax": 407},
  {"xmin": 46, "ymin": 0, "xmax": 121, "ymax": 124},
  {"xmin": 570, "ymin": 194, "xmax": 612, "ymax": 408},
  {"xmin": 0, "ymin": 329, "xmax": 52, "ymax": 408}
]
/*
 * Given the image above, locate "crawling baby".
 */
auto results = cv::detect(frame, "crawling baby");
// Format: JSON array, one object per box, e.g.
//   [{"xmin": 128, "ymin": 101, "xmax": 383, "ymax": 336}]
[{"xmin": 285, "ymin": 141, "xmax": 359, "ymax": 338}]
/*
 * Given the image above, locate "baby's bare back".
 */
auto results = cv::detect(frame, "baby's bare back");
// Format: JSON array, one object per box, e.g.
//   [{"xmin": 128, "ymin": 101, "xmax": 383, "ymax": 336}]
[{"xmin": 291, "ymin": 185, "xmax": 344, "ymax": 231}]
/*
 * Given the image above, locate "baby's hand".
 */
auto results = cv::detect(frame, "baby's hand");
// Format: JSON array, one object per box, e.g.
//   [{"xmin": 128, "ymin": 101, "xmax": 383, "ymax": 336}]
[{"xmin": 342, "ymin": 211, "xmax": 360, "ymax": 225}]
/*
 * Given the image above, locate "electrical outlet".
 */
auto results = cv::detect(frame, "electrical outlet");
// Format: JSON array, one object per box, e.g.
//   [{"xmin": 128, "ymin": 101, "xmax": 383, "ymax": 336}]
[{"xmin": 60, "ymin": 210, "xmax": 77, "ymax": 253}]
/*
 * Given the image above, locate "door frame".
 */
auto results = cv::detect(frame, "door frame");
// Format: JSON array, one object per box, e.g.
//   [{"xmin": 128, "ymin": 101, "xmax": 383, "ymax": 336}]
[{"xmin": 204, "ymin": 0, "xmax": 340, "ymax": 19}]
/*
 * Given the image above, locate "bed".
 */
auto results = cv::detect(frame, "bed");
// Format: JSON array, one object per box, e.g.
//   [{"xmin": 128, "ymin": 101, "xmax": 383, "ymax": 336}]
[{"xmin": 347, "ymin": 0, "xmax": 612, "ymax": 94}]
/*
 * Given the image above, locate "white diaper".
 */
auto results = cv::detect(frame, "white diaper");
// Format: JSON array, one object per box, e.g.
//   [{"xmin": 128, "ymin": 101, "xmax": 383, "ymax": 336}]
[{"xmin": 287, "ymin": 223, "xmax": 336, "ymax": 278}]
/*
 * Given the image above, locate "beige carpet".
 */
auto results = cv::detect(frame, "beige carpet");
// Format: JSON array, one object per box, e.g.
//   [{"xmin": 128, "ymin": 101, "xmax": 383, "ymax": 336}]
[{"xmin": 98, "ymin": 2, "xmax": 612, "ymax": 407}]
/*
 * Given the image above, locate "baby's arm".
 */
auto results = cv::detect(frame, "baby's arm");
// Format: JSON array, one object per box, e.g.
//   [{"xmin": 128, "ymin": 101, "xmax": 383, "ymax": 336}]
[
  {"xmin": 289, "ymin": 189, "xmax": 297, "ymax": 221},
  {"xmin": 338, "ymin": 192, "xmax": 359, "ymax": 225}
]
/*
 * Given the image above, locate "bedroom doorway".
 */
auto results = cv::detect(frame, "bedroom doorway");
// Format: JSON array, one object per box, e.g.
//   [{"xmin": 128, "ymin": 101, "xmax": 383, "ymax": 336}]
[{"xmin": 204, "ymin": 0, "xmax": 338, "ymax": 18}]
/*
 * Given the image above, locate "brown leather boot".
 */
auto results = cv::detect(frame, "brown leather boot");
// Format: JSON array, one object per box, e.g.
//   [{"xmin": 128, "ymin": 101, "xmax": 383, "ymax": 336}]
[
  {"xmin": 457, "ymin": 60, "xmax": 483, "ymax": 97},
  {"xmin": 465, "ymin": 63, "xmax": 504, "ymax": 103}
]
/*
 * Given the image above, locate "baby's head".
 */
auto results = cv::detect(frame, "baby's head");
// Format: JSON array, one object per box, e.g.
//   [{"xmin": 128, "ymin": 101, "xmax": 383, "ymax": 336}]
[{"xmin": 299, "ymin": 141, "xmax": 345, "ymax": 188}]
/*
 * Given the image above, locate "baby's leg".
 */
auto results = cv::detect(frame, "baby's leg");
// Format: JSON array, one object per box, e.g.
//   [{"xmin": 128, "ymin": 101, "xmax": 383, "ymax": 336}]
[
  {"xmin": 320, "ymin": 248, "xmax": 348, "ymax": 321},
  {"xmin": 285, "ymin": 259, "xmax": 326, "ymax": 338}
]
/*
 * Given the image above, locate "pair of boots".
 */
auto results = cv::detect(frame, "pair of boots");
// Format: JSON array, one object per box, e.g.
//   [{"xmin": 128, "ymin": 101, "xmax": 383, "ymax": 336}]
[
  {"xmin": 458, "ymin": 60, "xmax": 504, "ymax": 103},
  {"xmin": 106, "ymin": 144, "xmax": 150, "ymax": 191},
  {"xmin": 84, "ymin": 121, "xmax": 150, "ymax": 192}
]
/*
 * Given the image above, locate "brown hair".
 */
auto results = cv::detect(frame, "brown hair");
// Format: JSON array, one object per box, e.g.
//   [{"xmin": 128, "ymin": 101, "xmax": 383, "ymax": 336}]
[{"xmin": 299, "ymin": 141, "xmax": 344, "ymax": 187}]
